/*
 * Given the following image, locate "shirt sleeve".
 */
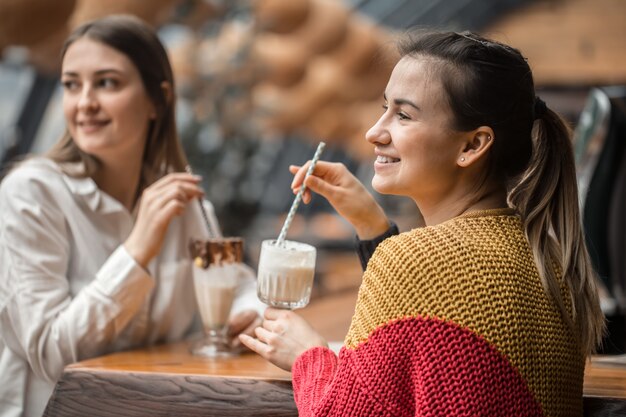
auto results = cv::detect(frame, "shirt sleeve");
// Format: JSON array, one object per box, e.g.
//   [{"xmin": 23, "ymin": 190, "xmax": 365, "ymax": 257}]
[
  {"xmin": 355, "ymin": 222, "xmax": 399, "ymax": 270},
  {"xmin": 0, "ymin": 169, "xmax": 154, "ymax": 383}
]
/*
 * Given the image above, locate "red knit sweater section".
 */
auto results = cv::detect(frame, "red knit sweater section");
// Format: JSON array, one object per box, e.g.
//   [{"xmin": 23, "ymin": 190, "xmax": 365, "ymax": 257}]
[{"xmin": 292, "ymin": 317, "xmax": 543, "ymax": 417}]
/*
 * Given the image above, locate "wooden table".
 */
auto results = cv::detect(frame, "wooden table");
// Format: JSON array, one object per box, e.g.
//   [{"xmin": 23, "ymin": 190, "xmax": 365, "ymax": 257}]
[
  {"xmin": 42, "ymin": 290, "xmax": 626, "ymax": 416},
  {"xmin": 43, "ymin": 341, "xmax": 296, "ymax": 417},
  {"xmin": 584, "ymin": 355, "xmax": 626, "ymax": 415}
]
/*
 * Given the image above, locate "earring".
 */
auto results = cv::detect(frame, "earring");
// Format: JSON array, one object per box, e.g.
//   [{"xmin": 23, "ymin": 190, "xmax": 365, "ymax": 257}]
[
  {"xmin": 460, "ymin": 157, "xmax": 466, "ymax": 162},
  {"xmin": 487, "ymin": 135, "xmax": 491, "ymax": 140}
]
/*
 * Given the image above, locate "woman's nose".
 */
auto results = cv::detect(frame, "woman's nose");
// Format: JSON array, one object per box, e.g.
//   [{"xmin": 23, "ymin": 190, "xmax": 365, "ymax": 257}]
[
  {"xmin": 77, "ymin": 87, "xmax": 98, "ymax": 112},
  {"xmin": 365, "ymin": 115, "xmax": 391, "ymax": 145}
]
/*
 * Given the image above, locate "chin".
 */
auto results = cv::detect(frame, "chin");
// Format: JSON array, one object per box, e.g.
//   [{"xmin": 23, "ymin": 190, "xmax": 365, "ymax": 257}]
[
  {"xmin": 372, "ymin": 177, "xmax": 411, "ymax": 198},
  {"xmin": 371, "ymin": 177, "xmax": 393, "ymax": 195}
]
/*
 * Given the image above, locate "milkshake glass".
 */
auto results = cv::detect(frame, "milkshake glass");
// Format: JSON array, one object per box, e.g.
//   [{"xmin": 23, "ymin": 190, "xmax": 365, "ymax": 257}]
[
  {"xmin": 189, "ymin": 237, "xmax": 243, "ymax": 357},
  {"xmin": 257, "ymin": 239, "xmax": 316, "ymax": 309}
]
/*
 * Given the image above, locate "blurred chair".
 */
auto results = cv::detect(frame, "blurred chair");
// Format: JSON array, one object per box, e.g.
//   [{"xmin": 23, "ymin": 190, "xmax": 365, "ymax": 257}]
[{"xmin": 575, "ymin": 87, "xmax": 626, "ymax": 354}]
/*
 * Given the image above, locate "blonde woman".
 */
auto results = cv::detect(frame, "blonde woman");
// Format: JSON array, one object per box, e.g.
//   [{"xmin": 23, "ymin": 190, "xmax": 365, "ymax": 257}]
[{"xmin": 0, "ymin": 15, "xmax": 261, "ymax": 417}]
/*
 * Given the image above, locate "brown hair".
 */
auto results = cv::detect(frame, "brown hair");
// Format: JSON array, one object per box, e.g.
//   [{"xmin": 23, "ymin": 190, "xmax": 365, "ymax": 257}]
[
  {"xmin": 47, "ymin": 14, "xmax": 188, "ymax": 193},
  {"xmin": 398, "ymin": 30, "xmax": 604, "ymax": 355}
]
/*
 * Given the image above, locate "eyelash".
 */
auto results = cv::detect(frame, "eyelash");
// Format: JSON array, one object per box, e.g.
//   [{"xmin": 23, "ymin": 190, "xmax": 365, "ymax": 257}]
[
  {"xmin": 382, "ymin": 104, "xmax": 410, "ymax": 120},
  {"xmin": 98, "ymin": 78, "xmax": 118, "ymax": 88},
  {"xmin": 62, "ymin": 80, "xmax": 78, "ymax": 90},
  {"xmin": 61, "ymin": 78, "xmax": 118, "ymax": 91}
]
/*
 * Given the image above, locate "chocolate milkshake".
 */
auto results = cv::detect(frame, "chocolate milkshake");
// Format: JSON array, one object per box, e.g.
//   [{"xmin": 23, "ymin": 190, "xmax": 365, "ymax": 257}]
[{"xmin": 189, "ymin": 237, "xmax": 243, "ymax": 356}]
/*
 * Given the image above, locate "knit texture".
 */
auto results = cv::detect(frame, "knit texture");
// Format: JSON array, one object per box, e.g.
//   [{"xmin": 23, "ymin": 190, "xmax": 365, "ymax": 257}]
[{"xmin": 292, "ymin": 209, "xmax": 584, "ymax": 417}]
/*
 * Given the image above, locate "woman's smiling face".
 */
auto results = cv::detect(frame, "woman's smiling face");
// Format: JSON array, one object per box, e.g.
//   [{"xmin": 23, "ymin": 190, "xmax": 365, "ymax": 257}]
[
  {"xmin": 61, "ymin": 37, "xmax": 155, "ymax": 163},
  {"xmin": 365, "ymin": 55, "xmax": 466, "ymax": 204}
]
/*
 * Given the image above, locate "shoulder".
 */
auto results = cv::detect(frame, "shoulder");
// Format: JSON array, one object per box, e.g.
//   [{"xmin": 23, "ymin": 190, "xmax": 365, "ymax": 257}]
[
  {"xmin": 370, "ymin": 226, "xmax": 451, "ymax": 272},
  {"xmin": 1, "ymin": 157, "xmax": 64, "ymax": 187},
  {"xmin": 368, "ymin": 213, "xmax": 524, "ymax": 281},
  {"xmin": 0, "ymin": 157, "xmax": 67, "ymax": 202},
  {"xmin": 378, "ymin": 212, "xmax": 523, "ymax": 254}
]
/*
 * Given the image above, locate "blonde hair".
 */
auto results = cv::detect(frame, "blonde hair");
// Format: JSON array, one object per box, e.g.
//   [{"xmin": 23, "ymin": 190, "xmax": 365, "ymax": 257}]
[{"xmin": 508, "ymin": 110, "xmax": 605, "ymax": 356}]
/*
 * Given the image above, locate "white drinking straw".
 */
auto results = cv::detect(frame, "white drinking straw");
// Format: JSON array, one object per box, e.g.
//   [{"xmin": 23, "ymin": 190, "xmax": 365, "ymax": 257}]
[
  {"xmin": 185, "ymin": 165, "xmax": 215, "ymax": 238},
  {"xmin": 276, "ymin": 142, "xmax": 326, "ymax": 246}
]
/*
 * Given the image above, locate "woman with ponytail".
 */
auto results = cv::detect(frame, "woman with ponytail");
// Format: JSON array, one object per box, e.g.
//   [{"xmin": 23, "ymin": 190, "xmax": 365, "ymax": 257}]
[{"xmin": 241, "ymin": 30, "xmax": 605, "ymax": 416}]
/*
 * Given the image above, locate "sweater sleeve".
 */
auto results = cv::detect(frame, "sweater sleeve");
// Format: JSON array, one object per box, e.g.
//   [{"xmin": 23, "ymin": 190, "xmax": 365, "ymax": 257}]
[
  {"xmin": 355, "ymin": 222, "xmax": 399, "ymax": 270},
  {"xmin": 291, "ymin": 347, "xmax": 391, "ymax": 417},
  {"xmin": 292, "ymin": 347, "xmax": 338, "ymax": 414}
]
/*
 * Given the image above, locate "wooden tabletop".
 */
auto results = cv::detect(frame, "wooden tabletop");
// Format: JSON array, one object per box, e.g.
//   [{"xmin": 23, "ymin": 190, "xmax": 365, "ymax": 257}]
[
  {"xmin": 60, "ymin": 340, "xmax": 292, "ymax": 380},
  {"xmin": 43, "ymin": 289, "xmax": 626, "ymax": 416},
  {"xmin": 43, "ymin": 340, "xmax": 297, "ymax": 417},
  {"xmin": 585, "ymin": 356, "xmax": 626, "ymax": 397}
]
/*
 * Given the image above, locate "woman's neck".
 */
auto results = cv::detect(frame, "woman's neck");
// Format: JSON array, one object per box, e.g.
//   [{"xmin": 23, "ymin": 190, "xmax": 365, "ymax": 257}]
[
  {"xmin": 92, "ymin": 157, "xmax": 142, "ymax": 212},
  {"xmin": 418, "ymin": 184, "xmax": 508, "ymax": 227}
]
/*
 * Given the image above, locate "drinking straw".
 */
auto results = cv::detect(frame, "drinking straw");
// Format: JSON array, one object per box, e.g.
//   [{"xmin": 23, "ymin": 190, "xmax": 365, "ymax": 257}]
[
  {"xmin": 185, "ymin": 165, "xmax": 215, "ymax": 238},
  {"xmin": 276, "ymin": 141, "xmax": 326, "ymax": 246}
]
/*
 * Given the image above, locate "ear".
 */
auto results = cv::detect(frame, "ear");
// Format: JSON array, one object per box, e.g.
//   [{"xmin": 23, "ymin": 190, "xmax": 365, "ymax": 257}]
[
  {"xmin": 457, "ymin": 126, "xmax": 495, "ymax": 167},
  {"xmin": 160, "ymin": 81, "xmax": 173, "ymax": 105},
  {"xmin": 149, "ymin": 81, "xmax": 173, "ymax": 120}
]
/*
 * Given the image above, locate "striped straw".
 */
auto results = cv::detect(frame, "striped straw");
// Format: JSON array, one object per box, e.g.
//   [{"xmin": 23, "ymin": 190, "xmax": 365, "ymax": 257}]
[
  {"xmin": 276, "ymin": 142, "xmax": 326, "ymax": 246},
  {"xmin": 185, "ymin": 165, "xmax": 215, "ymax": 238}
]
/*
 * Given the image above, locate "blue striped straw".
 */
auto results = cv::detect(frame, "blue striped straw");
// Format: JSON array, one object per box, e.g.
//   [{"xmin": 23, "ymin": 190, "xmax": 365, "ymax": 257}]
[{"xmin": 276, "ymin": 142, "xmax": 326, "ymax": 246}]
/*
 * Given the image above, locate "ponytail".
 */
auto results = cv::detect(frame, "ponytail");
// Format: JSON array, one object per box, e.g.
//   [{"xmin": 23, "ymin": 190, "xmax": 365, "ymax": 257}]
[{"xmin": 508, "ymin": 106, "xmax": 605, "ymax": 356}]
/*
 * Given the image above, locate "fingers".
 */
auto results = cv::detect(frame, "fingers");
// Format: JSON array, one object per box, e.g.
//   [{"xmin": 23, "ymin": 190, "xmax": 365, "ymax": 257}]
[
  {"xmin": 148, "ymin": 181, "xmax": 204, "ymax": 208},
  {"xmin": 254, "ymin": 326, "xmax": 276, "ymax": 345},
  {"xmin": 290, "ymin": 161, "xmax": 344, "ymax": 206},
  {"xmin": 262, "ymin": 318, "xmax": 285, "ymax": 335},
  {"xmin": 239, "ymin": 313, "xmax": 324, "ymax": 371},
  {"xmin": 150, "ymin": 172, "xmax": 202, "ymax": 191},
  {"xmin": 303, "ymin": 174, "xmax": 334, "ymax": 200},
  {"xmin": 238, "ymin": 327, "xmax": 277, "ymax": 359},
  {"xmin": 138, "ymin": 174, "xmax": 204, "ymax": 223},
  {"xmin": 290, "ymin": 161, "xmax": 347, "ymax": 194},
  {"xmin": 238, "ymin": 334, "xmax": 271, "ymax": 357},
  {"xmin": 290, "ymin": 163, "xmax": 310, "ymax": 189},
  {"xmin": 264, "ymin": 307, "xmax": 290, "ymax": 320}
]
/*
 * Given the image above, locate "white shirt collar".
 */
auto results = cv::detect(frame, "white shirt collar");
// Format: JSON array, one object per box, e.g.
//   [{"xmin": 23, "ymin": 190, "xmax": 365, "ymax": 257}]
[{"xmin": 40, "ymin": 159, "xmax": 128, "ymax": 215}]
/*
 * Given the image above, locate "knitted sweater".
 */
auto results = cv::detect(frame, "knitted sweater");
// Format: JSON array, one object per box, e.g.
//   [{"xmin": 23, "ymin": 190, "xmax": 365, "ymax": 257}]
[{"xmin": 292, "ymin": 209, "xmax": 584, "ymax": 417}]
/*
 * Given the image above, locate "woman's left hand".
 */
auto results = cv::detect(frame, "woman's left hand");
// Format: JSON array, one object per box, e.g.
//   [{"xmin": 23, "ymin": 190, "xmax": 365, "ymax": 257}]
[{"xmin": 239, "ymin": 308, "xmax": 327, "ymax": 371}]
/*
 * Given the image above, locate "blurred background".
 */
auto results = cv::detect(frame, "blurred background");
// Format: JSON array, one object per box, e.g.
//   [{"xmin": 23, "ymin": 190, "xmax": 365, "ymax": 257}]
[{"xmin": 1, "ymin": 0, "xmax": 625, "ymax": 349}]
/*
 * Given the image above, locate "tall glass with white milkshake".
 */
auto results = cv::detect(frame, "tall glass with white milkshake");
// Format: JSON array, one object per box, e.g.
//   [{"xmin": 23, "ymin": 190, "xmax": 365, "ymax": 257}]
[{"xmin": 257, "ymin": 239, "xmax": 316, "ymax": 309}]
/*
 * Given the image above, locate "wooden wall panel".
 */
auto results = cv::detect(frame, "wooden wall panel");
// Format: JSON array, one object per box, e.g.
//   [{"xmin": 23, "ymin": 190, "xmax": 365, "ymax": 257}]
[{"xmin": 485, "ymin": 0, "xmax": 626, "ymax": 86}]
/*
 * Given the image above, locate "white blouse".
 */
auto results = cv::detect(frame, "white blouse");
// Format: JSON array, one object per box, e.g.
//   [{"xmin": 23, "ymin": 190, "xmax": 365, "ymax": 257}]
[{"xmin": 0, "ymin": 158, "xmax": 263, "ymax": 417}]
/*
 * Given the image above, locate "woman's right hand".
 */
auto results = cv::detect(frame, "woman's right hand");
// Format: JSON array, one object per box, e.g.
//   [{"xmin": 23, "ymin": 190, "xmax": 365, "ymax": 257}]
[
  {"xmin": 124, "ymin": 172, "xmax": 204, "ymax": 268},
  {"xmin": 290, "ymin": 161, "xmax": 389, "ymax": 239}
]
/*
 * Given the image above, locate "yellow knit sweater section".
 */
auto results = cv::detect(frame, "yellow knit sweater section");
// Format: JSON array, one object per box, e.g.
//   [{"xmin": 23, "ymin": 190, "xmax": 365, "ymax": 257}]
[{"xmin": 344, "ymin": 209, "xmax": 584, "ymax": 417}]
